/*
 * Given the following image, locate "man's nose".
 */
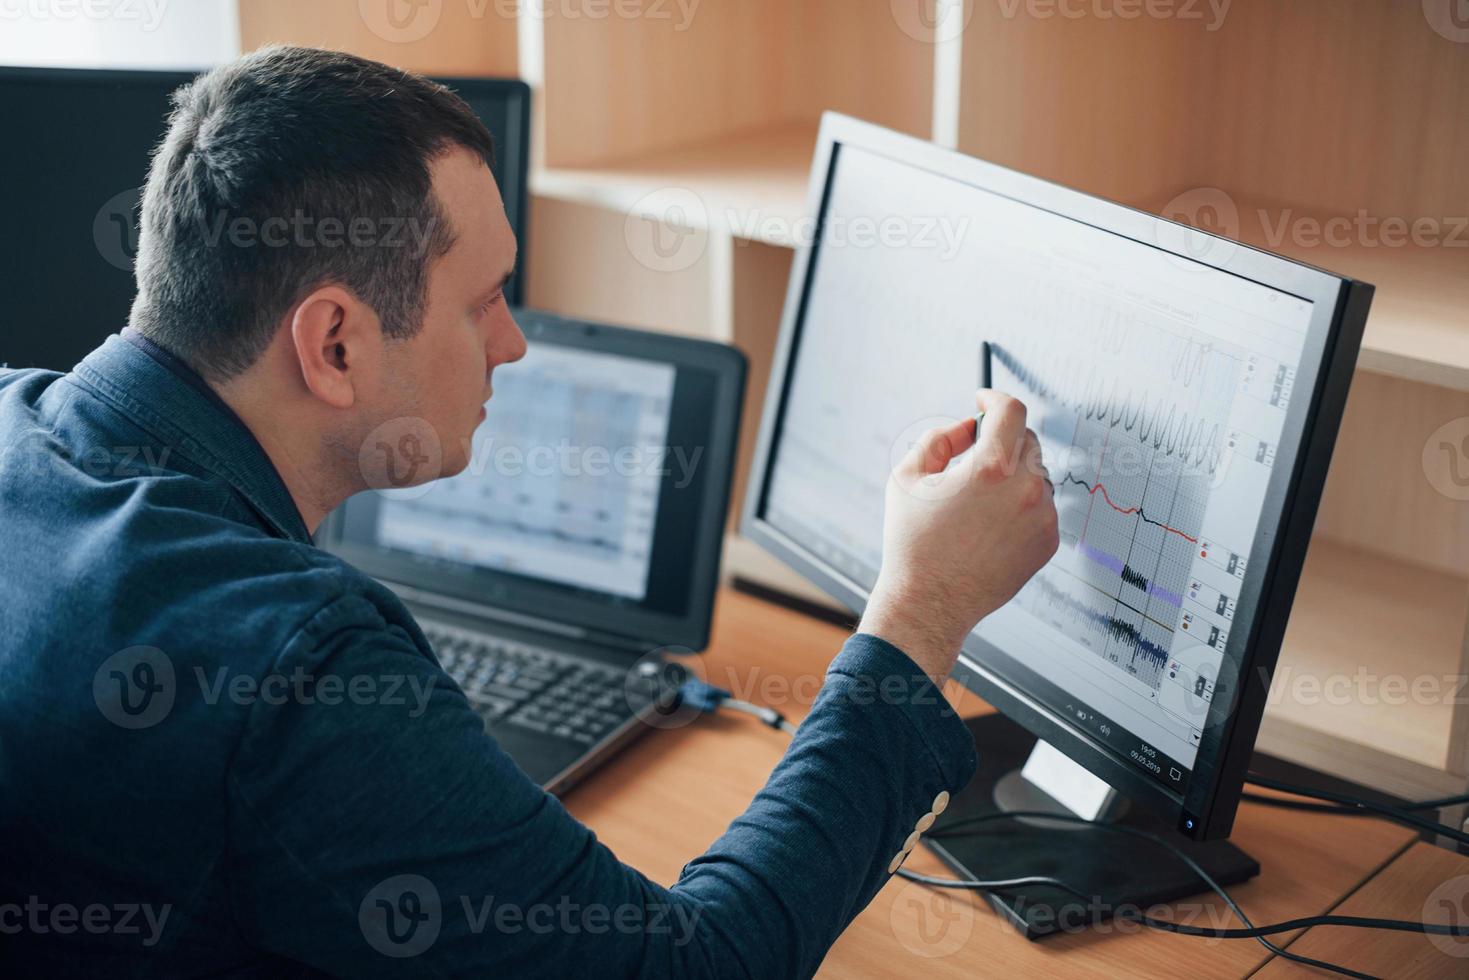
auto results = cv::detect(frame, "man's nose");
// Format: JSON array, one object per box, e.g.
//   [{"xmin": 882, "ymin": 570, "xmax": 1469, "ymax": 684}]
[{"xmin": 501, "ymin": 315, "xmax": 528, "ymax": 364}]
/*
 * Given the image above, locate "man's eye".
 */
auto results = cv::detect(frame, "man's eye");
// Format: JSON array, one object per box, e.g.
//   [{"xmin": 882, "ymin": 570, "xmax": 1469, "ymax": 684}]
[{"xmin": 478, "ymin": 293, "xmax": 503, "ymax": 315}]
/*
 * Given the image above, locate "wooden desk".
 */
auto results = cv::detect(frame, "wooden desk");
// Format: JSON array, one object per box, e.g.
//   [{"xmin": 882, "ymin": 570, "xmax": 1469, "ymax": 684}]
[
  {"xmin": 1256, "ymin": 843, "xmax": 1469, "ymax": 979},
  {"xmin": 562, "ymin": 587, "xmax": 1448, "ymax": 978}
]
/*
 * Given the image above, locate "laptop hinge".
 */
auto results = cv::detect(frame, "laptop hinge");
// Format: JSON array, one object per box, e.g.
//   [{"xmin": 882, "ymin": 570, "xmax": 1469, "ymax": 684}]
[{"xmin": 382, "ymin": 579, "xmax": 652, "ymax": 653}]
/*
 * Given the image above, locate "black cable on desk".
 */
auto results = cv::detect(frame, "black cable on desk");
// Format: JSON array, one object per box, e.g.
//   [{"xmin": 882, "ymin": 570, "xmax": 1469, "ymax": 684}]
[
  {"xmin": 1244, "ymin": 773, "xmax": 1469, "ymax": 846},
  {"xmin": 679, "ymin": 678, "xmax": 1469, "ymax": 980}
]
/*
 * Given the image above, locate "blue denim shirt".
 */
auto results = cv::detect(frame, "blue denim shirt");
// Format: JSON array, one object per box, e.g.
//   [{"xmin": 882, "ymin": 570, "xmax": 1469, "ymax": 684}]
[{"xmin": 0, "ymin": 333, "xmax": 978, "ymax": 978}]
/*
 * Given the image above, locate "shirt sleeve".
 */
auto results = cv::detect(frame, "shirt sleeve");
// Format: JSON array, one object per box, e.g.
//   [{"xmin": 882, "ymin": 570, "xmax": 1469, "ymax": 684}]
[{"xmin": 226, "ymin": 594, "xmax": 978, "ymax": 979}]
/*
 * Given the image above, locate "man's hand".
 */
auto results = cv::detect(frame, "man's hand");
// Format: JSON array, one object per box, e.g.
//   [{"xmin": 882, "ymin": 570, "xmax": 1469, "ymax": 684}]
[{"xmin": 859, "ymin": 391, "xmax": 1060, "ymax": 686}]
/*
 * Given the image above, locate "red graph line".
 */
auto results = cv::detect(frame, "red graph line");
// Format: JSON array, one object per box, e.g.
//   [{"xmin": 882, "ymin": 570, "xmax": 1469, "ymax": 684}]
[{"xmin": 1064, "ymin": 474, "xmax": 1200, "ymax": 544}]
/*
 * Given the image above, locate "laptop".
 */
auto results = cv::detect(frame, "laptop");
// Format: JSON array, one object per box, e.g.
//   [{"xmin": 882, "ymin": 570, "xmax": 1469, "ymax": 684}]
[{"xmin": 321, "ymin": 309, "xmax": 746, "ymax": 792}]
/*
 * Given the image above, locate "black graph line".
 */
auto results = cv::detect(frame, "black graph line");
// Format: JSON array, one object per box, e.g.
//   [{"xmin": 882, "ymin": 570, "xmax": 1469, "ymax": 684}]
[{"xmin": 991, "ymin": 343, "xmax": 1227, "ymax": 473}]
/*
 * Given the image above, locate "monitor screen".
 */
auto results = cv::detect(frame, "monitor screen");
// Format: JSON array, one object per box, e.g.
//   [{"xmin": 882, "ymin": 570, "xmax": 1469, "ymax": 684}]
[
  {"xmin": 0, "ymin": 67, "xmax": 530, "ymax": 372},
  {"xmin": 746, "ymin": 117, "xmax": 1368, "ymax": 838}
]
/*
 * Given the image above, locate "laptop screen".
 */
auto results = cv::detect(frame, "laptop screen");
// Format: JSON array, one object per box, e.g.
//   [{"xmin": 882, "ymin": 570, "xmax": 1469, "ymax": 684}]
[
  {"xmin": 370, "ymin": 345, "xmax": 675, "ymax": 601},
  {"xmin": 322, "ymin": 310, "xmax": 746, "ymax": 651}
]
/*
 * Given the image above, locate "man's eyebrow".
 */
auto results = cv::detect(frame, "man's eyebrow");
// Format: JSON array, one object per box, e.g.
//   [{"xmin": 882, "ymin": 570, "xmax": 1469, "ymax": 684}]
[{"xmin": 474, "ymin": 263, "xmax": 516, "ymax": 306}]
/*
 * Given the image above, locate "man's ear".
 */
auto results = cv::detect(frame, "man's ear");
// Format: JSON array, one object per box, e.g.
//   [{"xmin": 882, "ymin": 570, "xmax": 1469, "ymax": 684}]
[{"xmin": 287, "ymin": 285, "xmax": 379, "ymax": 410}]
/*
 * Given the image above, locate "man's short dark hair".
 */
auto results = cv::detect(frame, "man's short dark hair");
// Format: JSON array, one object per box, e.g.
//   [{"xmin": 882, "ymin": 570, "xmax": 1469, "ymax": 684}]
[{"xmin": 128, "ymin": 45, "xmax": 496, "ymax": 381}]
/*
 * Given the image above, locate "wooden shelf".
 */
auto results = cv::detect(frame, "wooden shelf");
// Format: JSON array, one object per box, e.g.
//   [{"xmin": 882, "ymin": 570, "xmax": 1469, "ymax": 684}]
[
  {"xmin": 1269, "ymin": 236, "xmax": 1469, "ymax": 394},
  {"xmin": 1259, "ymin": 538, "xmax": 1469, "ymax": 795},
  {"xmin": 532, "ymin": 123, "xmax": 817, "ymax": 248},
  {"xmin": 1144, "ymin": 189, "xmax": 1469, "ymax": 392}
]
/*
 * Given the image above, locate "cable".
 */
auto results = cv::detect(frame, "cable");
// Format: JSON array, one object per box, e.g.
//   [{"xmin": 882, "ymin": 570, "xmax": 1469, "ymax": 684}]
[
  {"xmin": 720, "ymin": 697, "xmax": 799, "ymax": 736},
  {"xmin": 915, "ymin": 810, "xmax": 1379, "ymax": 979},
  {"xmin": 1242, "ymin": 790, "xmax": 1469, "ymax": 817},
  {"xmin": 678, "ymin": 681, "xmax": 1469, "ymax": 979},
  {"xmin": 1245, "ymin": 774, "xmax": 1469, "ymax": 847}
]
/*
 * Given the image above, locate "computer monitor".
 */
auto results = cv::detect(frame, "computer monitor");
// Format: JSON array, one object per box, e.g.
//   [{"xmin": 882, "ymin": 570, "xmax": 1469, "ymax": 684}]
[
  {"xmin": 0, "ymin": 65, "xmax": 530, "ymax": 372},
  {"xmin": 742, "ymin": 113, "xmax": 1371, "ymax": 928}
]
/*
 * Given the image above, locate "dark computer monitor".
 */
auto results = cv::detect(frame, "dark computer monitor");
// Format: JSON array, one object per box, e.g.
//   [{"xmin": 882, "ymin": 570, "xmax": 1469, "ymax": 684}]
[
  {"xmin": 742, "ymin": 113, "xmax": 1372, "ymax": 930},
  {"xmin": 0, "ymin": 65, "xmax": 530, "ymax": 372}
]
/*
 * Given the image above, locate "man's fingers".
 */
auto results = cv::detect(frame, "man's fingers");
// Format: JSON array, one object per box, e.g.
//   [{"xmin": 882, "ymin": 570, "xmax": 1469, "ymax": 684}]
[
  {"xmin": 908, "ymin": 416, "xmax": 979, "ymax": 476},
  {"xmin": 974, "ymin": 390, "xmax": 1028, "ymax": 460}
]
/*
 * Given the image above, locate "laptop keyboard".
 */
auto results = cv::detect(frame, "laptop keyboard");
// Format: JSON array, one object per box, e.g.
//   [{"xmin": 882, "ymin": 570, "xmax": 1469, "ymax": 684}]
[{"xmin": 423, "ymin": 623, "xmax": 635, "ymax": 746}]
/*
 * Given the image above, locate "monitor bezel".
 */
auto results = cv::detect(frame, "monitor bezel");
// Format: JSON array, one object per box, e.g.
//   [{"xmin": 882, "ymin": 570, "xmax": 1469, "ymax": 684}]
[
  {"xmin": 432, "ymin": 74, "xmax": 532, "ymax": 307},
  {"xmin": 0, "ymin": 66, "xmax": 533, "ymax": 307},
  {"xmin": 321, "ymin": 309, "xmax": 747, "ymax": 654},
  {"xmin": 740, "ymin": 112, "xmax": 1372, "ymax": 841}
]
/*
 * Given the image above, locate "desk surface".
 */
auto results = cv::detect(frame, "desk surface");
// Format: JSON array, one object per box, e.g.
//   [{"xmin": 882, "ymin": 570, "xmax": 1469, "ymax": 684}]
[{"xmin": 562, "ymin": 587, "xmax": 1463, "ymax": 978}]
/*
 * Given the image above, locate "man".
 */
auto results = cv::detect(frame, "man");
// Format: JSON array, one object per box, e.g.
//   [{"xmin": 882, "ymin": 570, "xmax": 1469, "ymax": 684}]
[{"xmin": 0, "ymin": 46, "xmax": 1058, "ymax": 977}]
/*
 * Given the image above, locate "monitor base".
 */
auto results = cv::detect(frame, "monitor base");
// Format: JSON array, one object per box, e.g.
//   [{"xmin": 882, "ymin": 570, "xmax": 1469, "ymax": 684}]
[{"xmin": 922, "ymin": 713, "xmax": 1260, "ymax": 940}]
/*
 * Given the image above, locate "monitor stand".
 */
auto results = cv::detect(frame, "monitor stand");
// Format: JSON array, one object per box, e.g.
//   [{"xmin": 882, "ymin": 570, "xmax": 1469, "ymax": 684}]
[{"xmin": 921, "ymin": 713, "xmax": 1260, "ymax": 939}]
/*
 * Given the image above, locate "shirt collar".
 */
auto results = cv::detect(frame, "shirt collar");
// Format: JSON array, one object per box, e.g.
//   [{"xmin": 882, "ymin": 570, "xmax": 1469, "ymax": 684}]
[{"xmin": 73, "ymin": 331, "xmax": 313, "ymax": 544}]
